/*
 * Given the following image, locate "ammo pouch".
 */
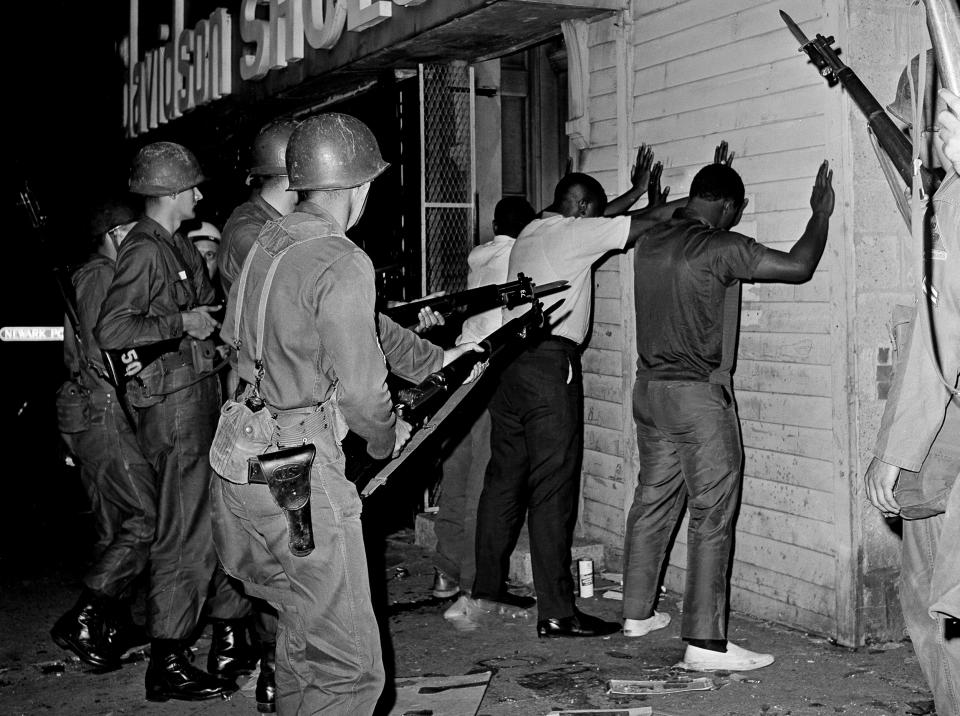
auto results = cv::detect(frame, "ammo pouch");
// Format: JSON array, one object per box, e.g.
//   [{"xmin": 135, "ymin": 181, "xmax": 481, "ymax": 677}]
[
  {"xmin": 249, "ymin": 444, "xmax": 316, "ymax": 557},
  {"xmin": 190, "ymin": 338, "xmax": 217, "ymax": 374},
  {"xmin": 55, "ymin": 380, "xmax": 91, "ymax": 434}
]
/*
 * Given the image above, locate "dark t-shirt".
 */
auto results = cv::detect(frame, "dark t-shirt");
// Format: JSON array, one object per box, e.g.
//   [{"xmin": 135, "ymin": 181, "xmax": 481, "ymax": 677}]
[{"xmin": 634, "ymin": 207, "xmax": 766, "ymax": 386}]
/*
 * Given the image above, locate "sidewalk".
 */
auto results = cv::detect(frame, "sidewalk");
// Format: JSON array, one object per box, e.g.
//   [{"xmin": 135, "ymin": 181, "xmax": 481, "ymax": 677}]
[{"xmin": 0, "ymin": 527, "xmax": 933, "ymax": 716}]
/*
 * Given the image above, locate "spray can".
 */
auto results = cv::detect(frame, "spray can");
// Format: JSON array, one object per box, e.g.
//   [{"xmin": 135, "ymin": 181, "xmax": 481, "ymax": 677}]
[{"xmin": 577, "ymin": 558, "xmax": 594, "ymax": 598}]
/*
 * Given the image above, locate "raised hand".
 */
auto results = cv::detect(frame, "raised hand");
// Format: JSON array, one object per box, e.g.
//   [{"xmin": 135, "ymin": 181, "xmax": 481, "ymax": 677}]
[
  {"xmin": 647, "ymin": 161, "xmax": 670, "ymax": 207},
  {"xmin": 713, "ymin": 140, "xmax": 736, "ymax": 166},
  {"xmin": 809, "ymin": 160, "xmax": 835, "ymax": 217},
  {"xmin": 630, "ymin": 143, "xmax": 655, "ymax": 192}
]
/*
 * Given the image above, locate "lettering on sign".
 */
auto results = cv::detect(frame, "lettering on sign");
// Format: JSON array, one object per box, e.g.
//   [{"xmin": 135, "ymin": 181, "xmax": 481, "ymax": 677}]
[
  {"xmin": 0, "ymin": 326, "xmax": 64, "ymax": 342},
  {"xmin": 124, "ymin": 0, "xmax": 431, "ymax": 136}
]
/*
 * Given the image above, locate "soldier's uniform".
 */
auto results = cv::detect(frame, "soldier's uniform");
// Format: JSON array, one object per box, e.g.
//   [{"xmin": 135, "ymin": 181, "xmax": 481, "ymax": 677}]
[
  {"xmin": 95, "ymin": 142, "xmax": 244, "ymax": 702},
  {"xmin": 212, "ymin": 114, "xmax": 443, "ymax": 714},
  {"xmin": 51, "ymin": 202, "xmax": 155, "ymax": 669},
  {"xmin": 868, "ymin": 56, "xmax": 960, "ymax": 716}
]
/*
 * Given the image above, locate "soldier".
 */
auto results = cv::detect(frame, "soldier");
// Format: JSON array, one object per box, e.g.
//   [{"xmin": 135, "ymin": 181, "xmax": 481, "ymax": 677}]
[
  {"xmin": 219, "ymin": 119, "xmax": 299, "ymax": 297},
  {"xmin": 51, "ymin": 199, "xmax": 153, "ymax": 670},
  {"xmin": 211, "ymin": 113, "xmax": 479, "ymax": 714},
  {"xmin": 863, "ymin": 57, "xmax": 960, "ymax": 715},
  {"xmin": 215, "ymin": 118, "xmax": 300, "ymax": 714},
  {"xmin": 94, "ymin": 142, "xmax": 247, "ymax": 701}
]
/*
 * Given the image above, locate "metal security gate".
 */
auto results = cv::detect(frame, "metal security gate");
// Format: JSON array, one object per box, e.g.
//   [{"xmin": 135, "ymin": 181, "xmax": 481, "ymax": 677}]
[{"xmin": 419, "ymin": 63, "xmax": 476, "ymax": 295}]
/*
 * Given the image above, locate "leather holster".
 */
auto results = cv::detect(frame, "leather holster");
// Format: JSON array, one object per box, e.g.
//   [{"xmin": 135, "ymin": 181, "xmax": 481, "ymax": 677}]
[{"xmin": 249, "ymin": 444, "xmax": 316, "ymax": 557}]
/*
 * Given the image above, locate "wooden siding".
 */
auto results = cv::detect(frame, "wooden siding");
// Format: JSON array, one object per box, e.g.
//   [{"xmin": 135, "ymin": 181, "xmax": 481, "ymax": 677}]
[{"xmin": 576, "ymin": 0, "xmax": 846, "ymax": 637}]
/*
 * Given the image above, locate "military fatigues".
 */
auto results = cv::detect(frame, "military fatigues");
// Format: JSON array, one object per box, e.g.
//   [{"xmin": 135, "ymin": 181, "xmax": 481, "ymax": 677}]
[
  {"xmin": 94, "ymin": 217, "xmax": 247, "ymax": 639},
  {"xmin": 874, "ymin": 172, "xmax": 960, "ymax": 715},
  {"xmin": 63, "ymin": 254, "xmax": 156, "ymax": 600},
  {"xmin": 217, "ymin": 193, "xmax": 282, "ymax": 669},
  {"xmin": 219, "ymin": 195, "xmax": 280, "ymax": 297},
  {"xmin": 213, "ymin": 202, "xmax": 442, "ymax": 714}
]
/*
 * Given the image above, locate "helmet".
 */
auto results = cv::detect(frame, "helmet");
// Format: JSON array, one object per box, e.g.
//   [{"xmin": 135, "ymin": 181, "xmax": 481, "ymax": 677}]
[
  {"xmin": 887, "ymin": 49, "xmax": 940, "ymax": 128},
  {"xmin": 187, "ymin": 221, "xmax": 221, "ymax": 243},
  {"xmin": 286, "ymin": 113, "xmax": 389, "ymax": 191},
  {"xmin": 129, "ymin": 142, "xmax": 205, "ymax": 196},
  {"xmin": 89, "ymin": 199, "xmax": 138, "ymax": 236},
  {"xmin": 250, "ymin": 119, "xmax": 299, "ymax": 176}
]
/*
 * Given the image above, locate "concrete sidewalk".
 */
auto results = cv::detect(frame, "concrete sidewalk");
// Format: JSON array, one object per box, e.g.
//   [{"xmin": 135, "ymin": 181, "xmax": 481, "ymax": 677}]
[{"xmin": 0, "ymin": 528, "xmax": 933, "ymax": 715}]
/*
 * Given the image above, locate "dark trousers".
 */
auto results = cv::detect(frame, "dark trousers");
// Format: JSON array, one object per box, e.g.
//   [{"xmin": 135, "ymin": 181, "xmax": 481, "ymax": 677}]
[
  {"xmin": 622, "ymin": 380, "xmax": 743, "ymax": 641},
  {"xmin": 64, "ymin": 390, "xmax": 156, "ymax": 599},
  {"xmin": 136, "ymin": 366, "xmax": 241, "ymax": 640},
  {"xmin": 472, "ymin": 340, "xmax": 583, "ymax": 619},
  {"xmin": 434, "ymin": 404, "xmax": 491, "ymax": 590}
]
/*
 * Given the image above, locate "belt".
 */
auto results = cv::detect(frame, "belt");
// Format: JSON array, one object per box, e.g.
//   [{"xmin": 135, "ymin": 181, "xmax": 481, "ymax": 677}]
[{"xmin": 536, "ymin": 336, "xmax": 580, "ymax": 352}]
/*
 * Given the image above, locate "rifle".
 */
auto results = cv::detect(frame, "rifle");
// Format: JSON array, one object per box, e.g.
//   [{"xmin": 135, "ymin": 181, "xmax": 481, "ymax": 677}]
[
  {"xmin": 383, "ymin": 273, "xmax": 567, "ymax": 329},
  {"xmin": 17, "ymin": 184, "xmax": 86, "ymax": 358},
  {"xmin": 351, "ymin": 298, "xmax": 563, "ymax": 498},
  {"xmin": 780, "ymin": 10, "xmax": 940, "ymax": 198}
]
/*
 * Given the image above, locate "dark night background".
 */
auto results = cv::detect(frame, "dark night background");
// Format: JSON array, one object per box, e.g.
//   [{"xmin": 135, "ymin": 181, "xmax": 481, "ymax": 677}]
[{"xmin": 3, "ymin": 3, "xmax": 131, "ymax": 554}]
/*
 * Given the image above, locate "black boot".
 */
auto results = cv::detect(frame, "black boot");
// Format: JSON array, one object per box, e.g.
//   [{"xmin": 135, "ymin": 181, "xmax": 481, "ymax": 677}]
[
  {"xmin": 50, "ymin": 588, "xmax": 122, "ymax": 669},
  {"xmin": 105, "ymin": 604, "xmax": 150, "ymax": 658},
  {"xmin": 207, "ymin": 619, "xmax": 259, "ymax": 678},
  {"xmin": 145, "ymin": 639, "xmax": 238, "ymax": 702},
  {"xmin": 255, "ymin": 642, "xmax": 277, "ymax": 713}
]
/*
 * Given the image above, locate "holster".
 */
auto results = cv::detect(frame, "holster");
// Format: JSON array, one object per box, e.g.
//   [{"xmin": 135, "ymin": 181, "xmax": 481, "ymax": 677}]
[{"xmin": 249, "ymin": 444, "xmax": 316, "ymax": 557}]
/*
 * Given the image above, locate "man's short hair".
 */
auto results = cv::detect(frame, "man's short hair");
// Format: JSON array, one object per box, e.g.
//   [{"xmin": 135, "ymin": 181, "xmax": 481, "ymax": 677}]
[
  {"xmin": 689, "ymin": 164, "xmax": 745, "ymax": 207},
  {"xmin": 494, "ymin": 197, "xmax": 536, "ymax": 238},
  {"xmin": 553, "ymin": 172, "xmax": 607, "ymax": 209}
]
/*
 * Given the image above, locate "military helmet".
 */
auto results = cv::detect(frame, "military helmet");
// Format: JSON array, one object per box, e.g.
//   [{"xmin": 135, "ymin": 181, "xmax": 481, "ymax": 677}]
[
  {"xmin": 187, "ymin": 221, "xmax": 221, "ymax": 244},
  {"xmin": 250, "ymin": 119, "xmax": 299, "ymax": 176},
  {"xmin": 887, "ymin": 49, "xmax": 940, "ymax": 128},
  {"xmin": 129, "ymin": 142, "xmax": 205, "ymax": 196},
  {"xmin": 286, "ymin": 113, "xmax": 390, "ymax": 191},
  {"xmin": 89, "ymin": 199, "xmax": 138, "ymax": 237}
]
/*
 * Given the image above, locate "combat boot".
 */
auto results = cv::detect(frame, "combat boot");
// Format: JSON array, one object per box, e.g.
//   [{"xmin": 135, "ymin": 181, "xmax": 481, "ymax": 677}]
[
  {"xmin": 207, "ymin": 619, "xmax": 259, "ymax": 678},
  {"xmin": 145, "ymin": 639, "xmax": 238, "ymax": 702},
  {"xmin": 255, "ymin": 642, "xmax": 277, "ymax": 713},
  {"xmin": 50, "ymin": 588, "xmax": 122, "ymax": 669}
]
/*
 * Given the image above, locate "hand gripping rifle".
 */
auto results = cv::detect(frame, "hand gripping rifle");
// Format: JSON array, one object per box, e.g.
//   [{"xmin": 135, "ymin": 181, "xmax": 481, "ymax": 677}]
[
  {"xmin": 353, "ymin": 297, "xmax": 564, "ymax": 498},
  {"xmin": 383, "ymin": 273, "xmax": 568, "ymax": 329},
  {"xmin": 780, "ymin": 10, "xmax": 940, "ymax": 198}
]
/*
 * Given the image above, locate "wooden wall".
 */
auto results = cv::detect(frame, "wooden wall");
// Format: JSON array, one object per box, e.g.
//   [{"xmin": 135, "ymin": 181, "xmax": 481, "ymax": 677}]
[{"xmin": 575, "ymin": 0, "xmax": 856, "ymax": 639}]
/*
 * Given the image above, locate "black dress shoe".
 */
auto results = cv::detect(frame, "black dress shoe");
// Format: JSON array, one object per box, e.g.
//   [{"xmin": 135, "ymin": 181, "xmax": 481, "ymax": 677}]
[
  {"xmin": 146, "ymin": 639, "xmax": 238, "ymax": 702},
  {"xmin": 537, "ymin": 609, "xmax": 620, "ymax": 638},
  {"xmin": 50, "ymin": 589, "xmax": 122, "ymax": 669},
  {"xmin": 207, "ymin": 619, "xmax": 259, "ymax": 677},
  {"xmin": 255, "ymin": 642, "xmax": 277, "ymax": 713}
]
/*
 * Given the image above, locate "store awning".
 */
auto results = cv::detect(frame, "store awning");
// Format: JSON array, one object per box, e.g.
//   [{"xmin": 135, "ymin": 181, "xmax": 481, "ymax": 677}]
[{"xmin": 254, "ymin": 0, "xmax": 622, "ymax": 104}]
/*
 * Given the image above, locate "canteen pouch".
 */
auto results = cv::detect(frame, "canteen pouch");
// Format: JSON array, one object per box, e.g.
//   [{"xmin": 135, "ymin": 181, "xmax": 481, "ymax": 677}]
[
  {"xmin": 252, "ymin": 444, "xmax": 316, "ymax": 557},
  {"xmin": 55, "ymin": 380, "xmax": 91, "ymax": 434},
  {"xmin": 210, "ymin": 399, "xmax": 276, "ymax": 483}
]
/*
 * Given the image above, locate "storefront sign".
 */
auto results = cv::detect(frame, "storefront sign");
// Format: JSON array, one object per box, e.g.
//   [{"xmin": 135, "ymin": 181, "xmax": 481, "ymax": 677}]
[{"xmin": 123, "ymin": 0, "xmax": 431, "ymax": 138}]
